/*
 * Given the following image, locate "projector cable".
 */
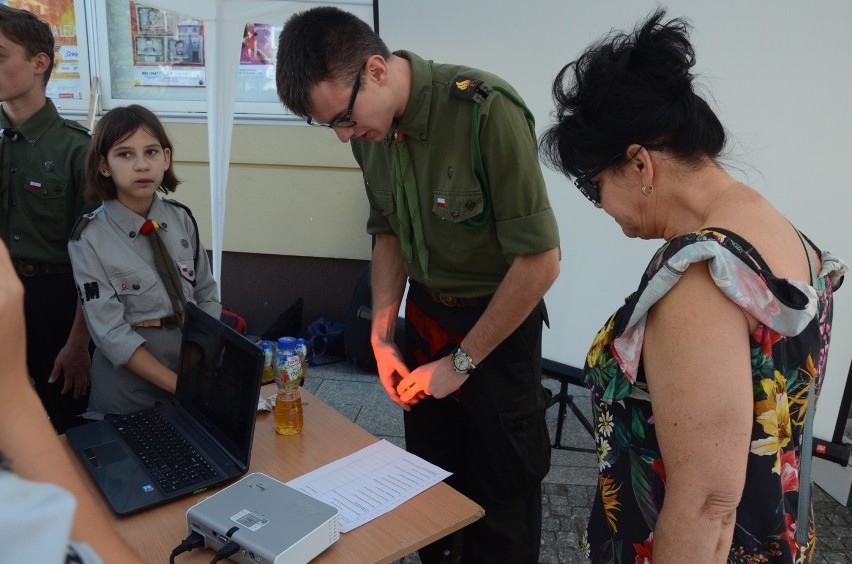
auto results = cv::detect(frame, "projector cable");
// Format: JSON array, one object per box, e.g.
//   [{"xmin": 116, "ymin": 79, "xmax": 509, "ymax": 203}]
[
  {"xmin": 169, "ymin": 530, "xmax": 205, "ymax": 563},
  {"xmin": 210, "ymin": 526, "xmax": 242, "ymax": 563}
]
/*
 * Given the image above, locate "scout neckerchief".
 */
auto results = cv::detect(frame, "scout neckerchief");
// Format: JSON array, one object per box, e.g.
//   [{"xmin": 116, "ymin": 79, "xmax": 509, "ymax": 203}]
[
  {"xmin": 393, "ymin": 131, "xmax": 429, "ymax": 278},
  {"xmin": 0, "ymin": 128, "xmax": 19, "ymax": 213},
  {"xmin": 139, "ymin": 218, "xmax": 186, "ymax": 326}
]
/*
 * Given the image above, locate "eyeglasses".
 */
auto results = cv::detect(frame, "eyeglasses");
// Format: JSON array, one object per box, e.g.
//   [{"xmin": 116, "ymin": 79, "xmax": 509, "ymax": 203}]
[
  {"xmin": 307, "ymin": 65, "xmax": 364, "ymax": 129},
  {"xmin": 573, "ymin": 145, "xmax": 664, "ymax": 206}
]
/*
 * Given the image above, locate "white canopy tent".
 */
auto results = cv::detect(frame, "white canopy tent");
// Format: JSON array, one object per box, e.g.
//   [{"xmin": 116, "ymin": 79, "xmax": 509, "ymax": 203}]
[{"xmin": 134, "ymin": 0, "xmax": 374, "ymax": 298}]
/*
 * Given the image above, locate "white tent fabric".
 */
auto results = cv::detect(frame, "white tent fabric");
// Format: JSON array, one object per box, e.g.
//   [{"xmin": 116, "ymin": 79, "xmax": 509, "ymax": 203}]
[{"xmin": 136, "ymin": 0, "xmax": 372, "ymax": 299}]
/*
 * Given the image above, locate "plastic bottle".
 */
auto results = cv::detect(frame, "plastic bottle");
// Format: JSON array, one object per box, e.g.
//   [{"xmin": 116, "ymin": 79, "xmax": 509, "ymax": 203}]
[
  {"xmin": 274, "ymin": 337, "xmax": 303, "ymax": 435},
  {"xmin": 295, "ymin": 337, "xmax": 308, "ymax": 386},
  {"xmin": 260, "ymin": 341, "xmax": 276, "ymax": 385}
]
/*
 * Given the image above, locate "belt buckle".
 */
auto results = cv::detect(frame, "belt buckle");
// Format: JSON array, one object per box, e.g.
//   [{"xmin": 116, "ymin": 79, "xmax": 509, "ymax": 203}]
[
  {"xmin": 436, "ymin": 293, "xmax": 459, "ymax": 307},
  {"xmin": 18, "ymin": 259, "xmax": 38, "ymax": 277}
]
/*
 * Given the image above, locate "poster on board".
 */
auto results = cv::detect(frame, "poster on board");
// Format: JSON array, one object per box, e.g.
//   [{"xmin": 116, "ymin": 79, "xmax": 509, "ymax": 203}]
[{"xmin": 130, "ymin": 2, "xmax": 205, "ymax": 87}]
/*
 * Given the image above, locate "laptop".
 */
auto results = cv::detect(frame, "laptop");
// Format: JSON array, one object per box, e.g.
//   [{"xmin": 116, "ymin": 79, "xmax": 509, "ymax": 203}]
[{"xmin": 65, "ymin": 302, "xmax": 264, "ymax": 516}]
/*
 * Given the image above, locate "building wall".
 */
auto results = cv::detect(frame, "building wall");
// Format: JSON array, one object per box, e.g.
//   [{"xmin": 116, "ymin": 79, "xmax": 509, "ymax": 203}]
[{"xmin": 161, "ymin": 120, "xmax": 373, "ymax": 334}]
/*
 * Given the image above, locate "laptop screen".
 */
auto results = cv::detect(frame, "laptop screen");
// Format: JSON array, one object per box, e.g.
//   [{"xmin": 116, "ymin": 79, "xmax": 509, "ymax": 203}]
[{"xmin": 176, "ymin": 303, "xmax": 263, "ymax": 466}]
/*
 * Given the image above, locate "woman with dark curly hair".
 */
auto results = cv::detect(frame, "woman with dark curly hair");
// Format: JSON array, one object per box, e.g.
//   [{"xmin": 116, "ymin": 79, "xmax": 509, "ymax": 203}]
[{"xmin": 541, "ymin": 9, "xmax": 846, "ymax": 563}]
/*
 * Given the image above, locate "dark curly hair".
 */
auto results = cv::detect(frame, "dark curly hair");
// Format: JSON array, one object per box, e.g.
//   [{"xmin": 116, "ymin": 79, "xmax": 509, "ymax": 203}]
[{"xmin": 540, "ymin": 8, "xmax": 726, "ymax": 178}]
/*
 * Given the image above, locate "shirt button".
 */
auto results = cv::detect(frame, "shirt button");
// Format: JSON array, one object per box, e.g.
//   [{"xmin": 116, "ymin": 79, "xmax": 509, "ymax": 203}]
[
  {"xmin": 12, "ymin": 235, "xmax": 20, "ymax": 241},
  {"xmin": 129, "ymin": 231, "xmax": 136, "ymax": 238},
  {"xmin": 161, "ymin": 222, "xmax": 167, "ymax": 229},
  {"xmin": 451, "ymin": 211, "xmax": 460, "ymax": 219},
  {"xmin": 419, "ymin": 133, "xmax": 427, "ymax": 141},
  {"xmin": 10, "ymin": 200, "xmax": 15, "ymax": 207},
  {"xmin": 189, "ymin": 270, "xmax": 194, "ymax": 276},
  {"xmin": 41, "ymin": 189, "xmax": 48, "ymax": 196},
  {"xmin": 132, "ymin": 283, "xmax": 140, "ymax": 290},
  {"xmin": 10, "ymin": 167, "xmax": 16, "ymax": 173}
]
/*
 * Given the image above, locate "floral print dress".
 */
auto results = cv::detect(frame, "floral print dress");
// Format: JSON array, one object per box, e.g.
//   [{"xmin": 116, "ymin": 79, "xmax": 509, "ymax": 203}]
[{"xmin": 581, "ymin": 228, "xmax": 847, "ymax": 563}]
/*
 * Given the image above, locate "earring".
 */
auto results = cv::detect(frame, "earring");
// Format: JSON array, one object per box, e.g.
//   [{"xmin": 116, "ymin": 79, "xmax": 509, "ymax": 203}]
[{"xmin": 641, "ymin": 184, "xmax": 654, "ymax": 196}]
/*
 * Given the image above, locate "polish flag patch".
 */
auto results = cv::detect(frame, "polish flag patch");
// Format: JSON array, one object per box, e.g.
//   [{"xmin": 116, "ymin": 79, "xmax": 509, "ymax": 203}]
[
  {"xmin": 436, "ymin": 197, "xmax": 446, "ymax": 208},
  {"xmin": 179, "ymin": 262, "xmax": 189, "ymax": 274},
  {"xmin": 28, "ymin": 181, "xmax": 42, "ymax": 191}
]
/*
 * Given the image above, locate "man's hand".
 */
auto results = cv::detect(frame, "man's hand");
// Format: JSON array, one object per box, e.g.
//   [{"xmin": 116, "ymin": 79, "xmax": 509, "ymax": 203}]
[
  {"xmin": 49, "ymin": 343, "xmax": 91, "ymax": 398},
  {"xmin": 373, "ymin": 339, "xmax": 412, "ymax": 411},
  {"xmin": 397, "ymin": 356, "xmax": 469, "ymax": 405}
]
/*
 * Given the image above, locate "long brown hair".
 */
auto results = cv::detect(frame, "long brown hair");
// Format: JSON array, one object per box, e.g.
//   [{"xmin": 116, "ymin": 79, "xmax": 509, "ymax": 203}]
[{"xmin": 85, "ymin": 105, "xmax": 181, "ymax": 201}]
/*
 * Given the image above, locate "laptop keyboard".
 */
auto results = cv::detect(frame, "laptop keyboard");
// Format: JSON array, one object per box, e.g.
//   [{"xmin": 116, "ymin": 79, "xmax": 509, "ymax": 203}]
[{"xmin": 114, "ymin": 409, "xmax": 218, "ymax": 493}]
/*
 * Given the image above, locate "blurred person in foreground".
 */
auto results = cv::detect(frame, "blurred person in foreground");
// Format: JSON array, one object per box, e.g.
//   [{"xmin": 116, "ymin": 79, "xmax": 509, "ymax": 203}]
[
  {"xmin": 0, "ymin": 240, "xmax": 142, "ymax": 563},
  {"xmin": 540, "ymin": 9, "xmax": 846, "ymax": 563}
]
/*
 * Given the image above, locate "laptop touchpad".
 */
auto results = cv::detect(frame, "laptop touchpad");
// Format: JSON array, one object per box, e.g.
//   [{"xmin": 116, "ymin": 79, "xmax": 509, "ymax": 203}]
[{"xmin": 85, "ymin": 441, "xmax": 129, "ymax": 468}]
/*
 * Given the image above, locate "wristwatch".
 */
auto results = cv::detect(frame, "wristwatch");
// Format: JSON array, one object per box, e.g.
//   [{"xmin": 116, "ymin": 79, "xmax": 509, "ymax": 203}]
[{"xmin": 451, "ymin": 346, "xmax": 477, "ymax": 374}]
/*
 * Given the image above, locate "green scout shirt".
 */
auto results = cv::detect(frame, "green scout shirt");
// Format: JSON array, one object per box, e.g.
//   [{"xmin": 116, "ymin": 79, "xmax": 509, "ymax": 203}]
[
  {"xmin": 351, "ymin": 51, "xmax": 560, "ymax": 298},
  {"xmin": 0, "ymin": 99, "xmax": 92, "ymax": 265}
]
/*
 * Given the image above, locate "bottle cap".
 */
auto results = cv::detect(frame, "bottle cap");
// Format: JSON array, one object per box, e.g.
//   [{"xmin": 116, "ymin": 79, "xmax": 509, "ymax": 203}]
[{"xmin": 277, "ymin": 336, "xmax": 297, "ymax": 352}]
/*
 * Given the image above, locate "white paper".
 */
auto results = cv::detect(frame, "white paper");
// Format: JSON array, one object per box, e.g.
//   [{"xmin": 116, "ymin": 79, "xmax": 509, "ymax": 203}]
[{"xmin": 286, "ymin": 439, "xmax": 451, "ymax": 533}]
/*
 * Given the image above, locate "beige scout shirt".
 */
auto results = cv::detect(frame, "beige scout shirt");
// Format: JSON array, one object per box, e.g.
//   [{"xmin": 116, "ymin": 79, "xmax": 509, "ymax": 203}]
[{"xmin": 68, "ymin": 196, "xmax": 221, "ymax": 367}]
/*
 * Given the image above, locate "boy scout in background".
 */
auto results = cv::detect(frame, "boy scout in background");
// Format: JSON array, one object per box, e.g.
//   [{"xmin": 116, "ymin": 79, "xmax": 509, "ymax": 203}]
[
  {"xmin": 0, "ymin": 5, "xmax": 93, "ymax": 433},
  {"xmin": 276, "ymin": 7, "xmax": 560, "ymax": 563}
]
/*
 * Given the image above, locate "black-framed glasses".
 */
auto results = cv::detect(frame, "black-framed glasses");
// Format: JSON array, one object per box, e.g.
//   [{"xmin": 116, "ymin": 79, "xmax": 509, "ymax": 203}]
[
  {"xmin": 573, "ymin": 145, "xmax": 664, "ymax": 206},
  {"xmin": 307, "ymin": 65, "xmax": 364, "ymax": 129}
]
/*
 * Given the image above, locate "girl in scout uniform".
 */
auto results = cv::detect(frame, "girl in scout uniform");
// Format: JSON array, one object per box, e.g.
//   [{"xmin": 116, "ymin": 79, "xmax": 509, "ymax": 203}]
[{"xmin": 68, "ymin": 105, "xmax": 220, "ymax": 418}]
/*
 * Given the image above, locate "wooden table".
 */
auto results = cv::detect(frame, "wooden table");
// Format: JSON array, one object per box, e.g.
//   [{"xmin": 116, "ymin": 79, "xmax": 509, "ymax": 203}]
[{"xmin": 64, "ymin": 387, "xmax": 484, "ymax": 563}]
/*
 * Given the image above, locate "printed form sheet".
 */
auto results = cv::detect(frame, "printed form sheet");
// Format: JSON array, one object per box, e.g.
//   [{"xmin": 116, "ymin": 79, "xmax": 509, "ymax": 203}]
[{"xmin": 286, "ymin": 439, "xmax": 451, "ymax": 532}]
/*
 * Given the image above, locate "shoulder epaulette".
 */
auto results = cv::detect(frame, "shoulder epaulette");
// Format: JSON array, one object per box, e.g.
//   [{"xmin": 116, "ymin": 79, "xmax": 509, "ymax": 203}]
[
  {"xmin": 164, "ymin": 198, "xmax": 195, "ymax": 218},
  {"xmin": 164, "ymin": 199, "xmax": 200, "ymax": 265},
  {"xmin": 449, "ymin": 77, "xmax": 491, "ymax": 104},
  {"xmin": 69, "ymin": 210, "xmax": 98, "ymax": 241},
  {"xmin": 63, "ymin": 119, "xmax": 92, "ymax": 136}
]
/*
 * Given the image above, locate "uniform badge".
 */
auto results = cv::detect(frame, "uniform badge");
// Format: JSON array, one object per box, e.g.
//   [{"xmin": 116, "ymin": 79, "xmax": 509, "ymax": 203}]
[
  {"xmin": 436, "ymin": 197, "xmax": 446, "ymax": 208},
  {"xmin": 450, "ymin": 78, "xmax": 484, "ymax": 101},
  {"xmin": 121, "ymin": 282, "xmax": 127, "ymax": 291},
  {"xmin": 83, "ymin": 282, "xmax": 100, "ymax": 301},
  {"xmin": 180, "ymin": 239, "xmax": 189, "ymax": 248},
  {"xmin": 44, "ymin": 160, "xmax": 55, "ymax": 172}
]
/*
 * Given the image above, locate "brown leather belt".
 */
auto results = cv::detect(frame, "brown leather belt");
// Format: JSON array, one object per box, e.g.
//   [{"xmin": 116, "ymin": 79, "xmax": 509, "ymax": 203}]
[
  {"xmin": 410, "ymin": 281, "xmax": 492, "ymax": 308},
  {"xmin": 135, "ymin": 314, "xmax": 181, "ymax": 329},
  {"xmin": 13, "ymin": 259, "xmax": 73, "ymax": 277}
]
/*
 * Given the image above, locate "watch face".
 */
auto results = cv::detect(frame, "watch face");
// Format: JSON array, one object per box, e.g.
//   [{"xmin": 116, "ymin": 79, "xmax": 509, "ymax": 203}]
[{"xmin": 452, "ymin": 349, "xmax": 472, "ymax": 372}]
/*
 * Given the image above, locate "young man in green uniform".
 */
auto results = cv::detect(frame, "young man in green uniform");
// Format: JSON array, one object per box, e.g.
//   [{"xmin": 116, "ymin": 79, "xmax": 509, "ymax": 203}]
[
  {"xmin": 0, "ymin": 5, "xmax": 92, "ymax": 433},
  {"xmin": 277, "ymin": 7, "xmax": 560, "ymax": 563}
]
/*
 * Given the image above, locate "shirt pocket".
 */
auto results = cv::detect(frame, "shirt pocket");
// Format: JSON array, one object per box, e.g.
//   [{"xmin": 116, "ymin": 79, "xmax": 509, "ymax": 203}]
[
  {"xmin": 173, "ymin": 253, "xmax": 197, "ymax": 291},
  {"xmin": 20, "ymin": 176, "xmax": 69, "ymax": 232},
  {"xmin": 432, "ymin": 189, "xmax": 484, "ymax": 223},
  {"xmin": 109, "ymin": 268, "xmax": 161, "ymax": 318}
]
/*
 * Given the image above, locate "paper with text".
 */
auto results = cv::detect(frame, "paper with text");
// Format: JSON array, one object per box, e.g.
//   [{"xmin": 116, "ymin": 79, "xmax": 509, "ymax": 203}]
[{"xmin": 286, "ymin": 439, "xmax": 451, "ymax": 532}]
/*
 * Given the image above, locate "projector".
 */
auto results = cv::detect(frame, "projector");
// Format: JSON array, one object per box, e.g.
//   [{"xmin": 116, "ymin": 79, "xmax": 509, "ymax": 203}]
[{"xmin": 186, "ymin": 472, "xmax": 339, "ymax": 563}]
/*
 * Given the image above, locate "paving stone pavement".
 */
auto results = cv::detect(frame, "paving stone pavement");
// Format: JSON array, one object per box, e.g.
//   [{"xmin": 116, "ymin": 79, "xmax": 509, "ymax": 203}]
[{"xmin": 303, "ymin": 362, "xmax": 852, "ymax": 563}]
